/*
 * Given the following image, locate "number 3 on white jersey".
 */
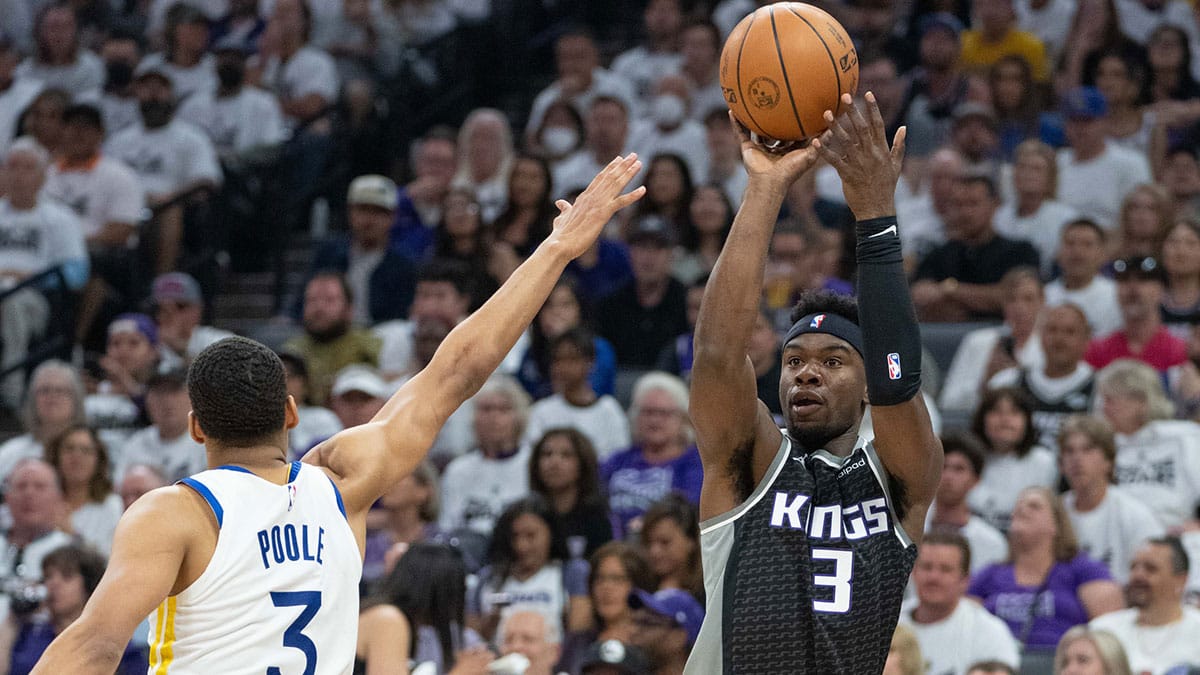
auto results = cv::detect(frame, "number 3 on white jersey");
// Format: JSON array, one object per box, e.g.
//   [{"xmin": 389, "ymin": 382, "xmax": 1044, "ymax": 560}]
[
  {"xmin": 268, "ymin": 590, "xmax": 321, "ymax": 675},
  {"xmin": 812, "ymin": 549, "xmax": 853, "ymax": 613}
]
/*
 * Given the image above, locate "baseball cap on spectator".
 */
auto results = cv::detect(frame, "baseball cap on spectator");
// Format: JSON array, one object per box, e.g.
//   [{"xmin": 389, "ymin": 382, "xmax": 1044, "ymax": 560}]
[
  {"xmin": 628, "ymin": 589, "xmax": 705, "ymax": 647},
  {"xmin": 1112, "ymin": 255, "xmax": 1166, "ymax": 283},
  {"xmin": 331, "ymin": 366, "xmax": 392, "ymax": 399},
  {"xmin": 952, "ymin": 102, "xmax": 998, "ymax": 131},
  {"xmin": 627, "ymin": 214, "xmax": 677, "ymax": 248},
  {"xmin": 109, "ymin": 313, "xmax": 159, "ymax": 346},
  {"xmin": 152, "ymin": 272, "xmax": 203, "ymax": 306},
  {"xmin": 1060, "ymin": 86, "xmax": 1107, "ymax": 119},
  {"xmin": 347, "ymin": 175, "xmax": 399, "ymax": 211},
  {"xmin": 579, "ymin": 640, "xmax": 651, "ymax": 674},
  {"xmin": 919, "ymin": 12, "xmax": 965, "ymax": 38}
]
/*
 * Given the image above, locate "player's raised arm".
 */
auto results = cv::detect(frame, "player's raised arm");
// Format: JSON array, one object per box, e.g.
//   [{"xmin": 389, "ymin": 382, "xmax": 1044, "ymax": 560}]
[
  {"xmin": 308, "ymin": 155, "xmax": 645, "ymax": 514},
  {"xmin": 689, "ymin": 117, "xmax": 821, "ymax": 519},
  {"xmin": 813, "ymin": 94, "xmax": 943, "ymax": 539}
]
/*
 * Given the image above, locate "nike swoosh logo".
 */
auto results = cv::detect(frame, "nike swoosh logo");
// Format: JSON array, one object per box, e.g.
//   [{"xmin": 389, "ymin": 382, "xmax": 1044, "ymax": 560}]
[{"xmin": 867, "ymin": 224, "xmax": 898, "ymax": 238}]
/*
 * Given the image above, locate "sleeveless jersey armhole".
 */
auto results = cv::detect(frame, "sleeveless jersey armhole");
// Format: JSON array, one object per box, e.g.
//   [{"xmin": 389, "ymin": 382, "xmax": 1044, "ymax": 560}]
[
  {"xmin": 323, "ymin": 470, "xmax": 348, "ymax": 520},
  {"xmin": 179, "ymin": 477, "xmax": 224, "ymax": 528},
  {"xmin": 699, "ymin": 436, "xmax": 792, "ymax": 535}
]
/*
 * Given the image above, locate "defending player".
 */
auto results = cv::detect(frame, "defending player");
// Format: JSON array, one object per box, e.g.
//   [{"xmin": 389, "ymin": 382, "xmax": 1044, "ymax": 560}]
[
  {"xmin": 32, "ymin": 155, "xmax": 645, "ymax": 674},
  {"xmin": 685, "ymin": 95, "xmax": 943, "ymax": 673}
]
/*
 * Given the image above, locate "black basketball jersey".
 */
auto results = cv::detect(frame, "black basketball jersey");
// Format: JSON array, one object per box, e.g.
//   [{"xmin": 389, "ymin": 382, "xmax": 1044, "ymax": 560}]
[
  {"xmin": 1015, "ymin": 367, "xmax": 1094, "ymax": 449},
  {"xmin": 685, "ymin": 437, "xmax": 917, "ymax": 674}
]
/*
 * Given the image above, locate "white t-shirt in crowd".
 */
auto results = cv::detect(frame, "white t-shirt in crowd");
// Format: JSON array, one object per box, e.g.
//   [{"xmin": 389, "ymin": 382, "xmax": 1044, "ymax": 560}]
[
  {"xmin": 96, "ymin": 93, "xmax": 140, "ymax": 136},
  {"xmin": 0, "ymin": 199, "xmax": 88, "ymax": 277},
  {"xmin": 138, "ymin": 53, "xmax": 217, "ymax": 101},
  {"xmin": 288, "ymin": 405, "xmax": 343, "ymax": 460},
  {"xmin": 1184, "ymin": 531, "xmax": 1200, "ymax": 608},
  {"xmin": 70, "ymin": 493, "xmax": 124, "ymax": 556},
  {"xmin": 968, "ymin": 446, "xmax": 1059, "ymax": 532},
  {"xmin": 1112, "ymin": 0, "xmax": 1199, "ymax": 45},
  {"xmin": 1091, "ymin": 607, "xmax": 1200, "ymax": 675},
  {"xmin": 1044, "ymin": 275, "xmax": 1122, "ymax": 338},
  {"xmin": 994, "ymin": 200, "xmax": 1078, "ymax": 278},
  {"xmin": 15, "ymin": 51, "xmax": 105, "ymax": 97},
  {"xmin": 0, "ymin": 80, "xmax": 42, "ymax": 159},
  {"xmin": 610, "ymin": 46, "xmax": 683, "ymax": 100},
  {"xmin": 629, "ymin": 118, "xmax": 710, "ymax": 185},
  {"xmin": 477, "ymin": 562, "xmax": 569, "ymax": 639},
  {"xmin": 43, "ymin": 155, "xmax": 145, "ymax": 239},
  {"xmin": 1016, "ymin": 0, "xmax": 1077, "ymax": 62},
  {"xmin": 1114, "ymin": 420, "xmax": 1200, "ymax": 530},
  {"xmin": 939, "ymin": 326, "xmax": 1044, "ymax": 415},
  {"xmin": 177, "ymin": 86, "xmax": 287, "ymax": 155},
  {"xmin": 258, "ymin": 46, "xmax": 339, "ymax": 128},
  {"xmin": 522, "ymin": 394, "xmax": 631, "ymax": 461},
  {"xmin": 1056, "ymin": 142, "xmax": 1153, "ymax": 229},
  {"xmin": 899, "ymin": 599, "xmax": 1021, "ymax": 675},
  {"xmin": 105, "ymin": 119, "xmax": 222, "ymax": 198},
  {"xmin": 1063, "ymin": 486, "xmax": 1166, "ymax": 583},
  {"xmin": 118, "ymin": 426, "xmax": 207, "ymax": 484},
  {"xmin": 925, "ymin": 506, "xmax": 1010, "ymax": 575},
  {"xmin": 439, "ymin": 446, "xmax": 530, "ymax": 536}
]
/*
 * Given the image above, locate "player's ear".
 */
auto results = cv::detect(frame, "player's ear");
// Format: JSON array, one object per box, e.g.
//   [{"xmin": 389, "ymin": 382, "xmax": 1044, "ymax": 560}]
[
  {"xmin": 284, "ymin": 395, "xmax": 300, "ymax": 430},
  {"xmin": 188, "ymin": 411, "xmax": 206, "ymax": 444}
]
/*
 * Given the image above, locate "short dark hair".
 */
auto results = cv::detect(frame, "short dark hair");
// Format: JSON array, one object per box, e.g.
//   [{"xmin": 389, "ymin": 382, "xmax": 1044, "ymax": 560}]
[
  {"xmin": 147, "ymin": 367, "xmax": 188, "ymax": 392},
  {"xmin": 1148, "ymin": 536, "xmax": 1190, "ymax": 576},
  {"xmin": 549, "ymin": 326, "xmax": 596, "ymax": 361},
  {"xmin": 1063, "ymin": 218, "xmax": 1107, "ymax": 243},
  {"xmin": 417, "ymin": 258, "xmax": 474, "ymax": 299},
  {"xmin": 921, "ymin": 530, "xmax": 972, "ymax": 576},
  {"xmin": 965, "ymin": 662, "xmax": 1017, "ymax": 675},
  {"xmin": 43, "ymin": 544, "xmax": 107, "ymax": 597},
  {"xmin": 63, "ymin": 103, "xmax": 104, "ymax": 130},
  {"xmin": 940, "ymin": 431, "xmax": 987, "ymax": 477},
  {"xmin": 188, "ymin": 337, "xmax": 288, "ymax": 447},
  {"xmin": 958, "ymin": 174, "xmax": 1000, "ymax": 201},
  {"xmin": 789, "ymin": 289, "xmax": 859, "ymax": 326},
  {"xmin": 307, "ymin": 270, "xmax": 353, "ymax": 306}
]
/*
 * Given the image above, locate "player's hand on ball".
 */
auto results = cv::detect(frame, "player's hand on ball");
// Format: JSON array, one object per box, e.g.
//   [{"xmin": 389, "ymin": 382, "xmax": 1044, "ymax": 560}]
[
  {"xmin": 732, "ymin": 112, "xmax": 825, "ymax": 192},
  {"xmin": 548, "ymin": 154, "xmax": 645, "ymax": 260},
  {"xmin": 813, "ymin": 92, "xmax": 906, "ymax": 221}
]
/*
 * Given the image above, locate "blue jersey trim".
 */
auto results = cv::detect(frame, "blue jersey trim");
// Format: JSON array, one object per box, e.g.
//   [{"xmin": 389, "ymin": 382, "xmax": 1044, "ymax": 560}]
[
  {"xmin": 326, "ymin": 474, "xmax": 347, "ymax": 520},
  {"xmin": 288, "ymin": 461, "xmax": 301, "ymax": 483},
  {"xmin": 215, "ymin": 464, "xmax": 255, "ymax": 475},
  {"xmin": 180, "ymin": 477, "xmax": 224, "ymax": 528}
]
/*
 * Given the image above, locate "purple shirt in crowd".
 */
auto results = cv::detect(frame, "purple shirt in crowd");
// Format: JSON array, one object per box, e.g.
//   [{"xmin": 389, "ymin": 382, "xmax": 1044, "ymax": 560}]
[
  {"xmin": 968, "ymin": 553, "xmax": 1112, "ymax": 649},
  {"xmin": 600, "ymin": 444, "xmax": 703, "ymax": 538}
]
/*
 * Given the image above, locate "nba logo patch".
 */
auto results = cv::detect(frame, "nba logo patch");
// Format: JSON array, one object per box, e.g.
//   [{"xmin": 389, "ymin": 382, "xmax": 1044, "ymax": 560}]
[
  {"xmin": 810, "ymin": 314, "xmax": 826, "ymax": 328},
  {"xmin": 288, "ymin": 484, "xmax": 298, "ymax": 511},
  {"xmin": 887, "ymin": 353, "xmax": 902, "ymax": 380}
]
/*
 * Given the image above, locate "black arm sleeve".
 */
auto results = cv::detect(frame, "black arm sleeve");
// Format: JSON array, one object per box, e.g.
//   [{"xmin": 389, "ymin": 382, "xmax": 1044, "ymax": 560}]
[{"xmin": 856, "ymin": 216, "xmax": 922, "ymax": 406}]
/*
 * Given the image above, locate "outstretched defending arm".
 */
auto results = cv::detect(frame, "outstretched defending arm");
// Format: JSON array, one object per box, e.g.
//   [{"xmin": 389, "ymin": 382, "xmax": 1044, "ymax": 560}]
[
  {"xmin": 814, "ymin": 94, "xmax": 943, "ymax": 541},
  {"xmin": 308, "ymin": 155, "xmax": 645, "ymax": 515},
  {"xmin": 689, "ymin": 118, "xmax": 822, "ymax": 520}
]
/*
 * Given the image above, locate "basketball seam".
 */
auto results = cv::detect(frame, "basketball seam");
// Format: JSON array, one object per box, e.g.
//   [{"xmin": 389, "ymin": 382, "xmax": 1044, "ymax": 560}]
[
  {"xmin": 735, "ymin": 9, "xmax": 766, "ymax": 136},
  {"xmin": 769, "ymin": 7, "xmax": 806, "ymax": 139},
  {"xmin": 789, "ymin": 7, "xmax": 843, "ymax": 114}
]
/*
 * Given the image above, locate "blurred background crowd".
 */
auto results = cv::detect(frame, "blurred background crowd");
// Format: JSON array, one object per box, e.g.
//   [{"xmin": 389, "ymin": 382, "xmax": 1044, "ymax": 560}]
[{"xmin": 3, "ymin": 0, "xmax": 1200, "ymax": 673}]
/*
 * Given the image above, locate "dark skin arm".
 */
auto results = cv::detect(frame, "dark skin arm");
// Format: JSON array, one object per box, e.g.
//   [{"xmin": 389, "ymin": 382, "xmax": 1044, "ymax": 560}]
[
  {"xmin": 690, "ymin": 118, "xmax": 824, "ymax": 520},
  {"xmin": 814, "ymin": 95, "xmax": 943, "ymax": 540}
]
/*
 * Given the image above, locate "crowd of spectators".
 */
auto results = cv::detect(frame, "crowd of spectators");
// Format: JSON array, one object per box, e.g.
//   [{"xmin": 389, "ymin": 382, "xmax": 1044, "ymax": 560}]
[{"xmin": 4, "ymin": 0, "xmax": 1200, "ymax": 673}]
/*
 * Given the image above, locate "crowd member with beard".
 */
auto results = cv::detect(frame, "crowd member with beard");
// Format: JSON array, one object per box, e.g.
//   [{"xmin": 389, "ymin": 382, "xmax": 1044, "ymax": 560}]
[
  {"xmin": 95, "ymin": 33, "xmax": 141, "ymax": 135},
  {"xmin": 177, "ymin": 42, "xmax": 285, "ymax": 159},
  {"xmin": 103, "ymin": 63, "xmax": 221, "ymax": 275},
  {"xmin": 284, "ymin": 271, "xmax": 381, "ymax": 407}
]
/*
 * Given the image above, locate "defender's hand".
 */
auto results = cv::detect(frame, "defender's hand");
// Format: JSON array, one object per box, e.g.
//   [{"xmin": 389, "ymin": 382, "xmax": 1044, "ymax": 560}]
[
  {"xmin": 731, "ymin": 112, "xmax": 825, "ymax": 193},
  {"xmin": 813, "ymin": 92, "xmax": 906, "ymax": 221},
  {"xmin": 547, "ymin": 154, "xmax": 645, "ymax": 260}
]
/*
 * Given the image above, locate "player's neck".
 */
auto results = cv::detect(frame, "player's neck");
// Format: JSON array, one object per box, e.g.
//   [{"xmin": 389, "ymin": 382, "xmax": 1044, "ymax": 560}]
[
  {"xmin": 207, "ymin": 444, "xmax": 290, "ymax": 477},
  {"xmin": 911, "ymin": 598, "xmax": 958, "ymax": 624}
]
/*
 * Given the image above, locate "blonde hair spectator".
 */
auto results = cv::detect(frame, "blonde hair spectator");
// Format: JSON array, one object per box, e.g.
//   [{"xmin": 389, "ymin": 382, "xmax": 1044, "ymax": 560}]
[{"xmin": 1053, "ymin": 627, "xmax": 1132, "ymax": 675}]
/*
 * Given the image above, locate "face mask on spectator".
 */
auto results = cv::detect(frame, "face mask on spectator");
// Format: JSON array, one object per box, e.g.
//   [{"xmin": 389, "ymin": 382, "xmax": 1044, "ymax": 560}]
[
  {"xmin": 216, "ymin": 63, "xmax": 244, "ymax": 89},
  {"xmin": 140, "ymin": 100, "xmax": 174, "ymax": 127},
  {"xmin": 541, "ymin": 126, "xmax": 578, "ymax": 157},
  {"xmin": 651, "ymin": 94, "xmax": 687, "ymax": 128},
  {"xmin": 105, "ymin": 61, "xmax": 134, "ymax": 90}
]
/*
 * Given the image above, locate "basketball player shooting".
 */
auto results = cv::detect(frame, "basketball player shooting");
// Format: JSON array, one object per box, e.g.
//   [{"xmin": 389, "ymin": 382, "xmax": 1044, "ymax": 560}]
[
  {"xmin": 685, "ymin": 94, "xmax": 943, "ymax": 674},
  {"xmin": 32, "ymin": 155, "xmax": 645, "ymax": 675}
]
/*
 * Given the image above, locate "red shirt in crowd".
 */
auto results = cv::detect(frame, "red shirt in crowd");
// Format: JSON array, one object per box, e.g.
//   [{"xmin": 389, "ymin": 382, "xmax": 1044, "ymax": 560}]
[{"xmin": 1084, "ymin": 326, "xmax": 1189, "ymax": 373}]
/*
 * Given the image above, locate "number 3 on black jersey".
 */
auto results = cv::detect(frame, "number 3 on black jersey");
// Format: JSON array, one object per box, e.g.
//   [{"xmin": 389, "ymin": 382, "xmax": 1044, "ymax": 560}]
[{"xmin": 812, "ymin": 548, "xmax": 853, "ymax": 613}]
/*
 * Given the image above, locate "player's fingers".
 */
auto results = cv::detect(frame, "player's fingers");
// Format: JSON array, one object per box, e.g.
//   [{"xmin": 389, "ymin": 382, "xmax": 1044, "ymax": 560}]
[
  {"xmin": 824, "ymin": 109, "xmax": 854, "ymax": 149},
  {"xmin": 811, "ymin": 136, "xmax": 849, "ymax": 173},
  {"xmin": 843, "ymin": 93, "xmax": 870, "ymax": 141},
  {"xmin": 890, "ymin": 126, "xmax": 907, "ymax": 170},
  {"xmin": 865, "ymin": 92, "xmax": 888, "ymax": 147},
  {"xmin": 613, "ymin": 185, "xmax": 647, "ymax": 210},
  {"xmin": 728, "ymin": 111, "xmax": 752, "ymax": 145},
  {"xmin": 555, "ymin": 199, "xmax": 571, "ymax": 213}
]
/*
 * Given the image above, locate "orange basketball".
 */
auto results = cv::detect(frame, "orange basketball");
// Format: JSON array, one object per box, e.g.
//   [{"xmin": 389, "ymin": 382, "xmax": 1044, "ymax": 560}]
[{"xmin": 719, "ymin": 2, "xmax": 859, "ymax": 144}]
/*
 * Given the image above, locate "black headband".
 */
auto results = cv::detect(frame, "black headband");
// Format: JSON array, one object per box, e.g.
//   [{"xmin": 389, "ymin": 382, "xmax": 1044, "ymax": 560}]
[{"xmin": 783, "ymin": 312, "xmax": 864, "ymax": 358}]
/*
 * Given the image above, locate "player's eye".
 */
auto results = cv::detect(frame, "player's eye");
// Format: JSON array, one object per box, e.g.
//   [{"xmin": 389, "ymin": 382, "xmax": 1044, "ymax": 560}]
[
  {"xmin": 787, "ymin": 357, "xmax": 801, "ymax": 367},
  {"xmin": 825, "ymin": 358, "xmax": 841, "ymax": 367}
]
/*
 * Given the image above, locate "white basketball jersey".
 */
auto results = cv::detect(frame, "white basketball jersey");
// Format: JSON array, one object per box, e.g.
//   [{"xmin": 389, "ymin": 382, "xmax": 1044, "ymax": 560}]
[{"xmin": 147, "ymin": 461, "xmax": 361, "ymax": 675}]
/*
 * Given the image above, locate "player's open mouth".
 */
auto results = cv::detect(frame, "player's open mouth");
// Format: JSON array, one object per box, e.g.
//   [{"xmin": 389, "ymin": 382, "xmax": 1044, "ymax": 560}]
[{"xmin": 789, "ymin": 393, "xmax": 824, "ymax": 413}]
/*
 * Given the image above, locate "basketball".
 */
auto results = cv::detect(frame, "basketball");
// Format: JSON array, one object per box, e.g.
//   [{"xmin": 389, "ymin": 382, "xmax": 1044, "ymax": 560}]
[{"xmin": 719, "ymin": 2, "xmax": 859, "ymax": 144}]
